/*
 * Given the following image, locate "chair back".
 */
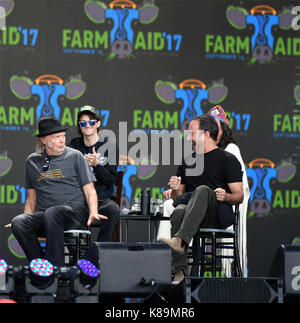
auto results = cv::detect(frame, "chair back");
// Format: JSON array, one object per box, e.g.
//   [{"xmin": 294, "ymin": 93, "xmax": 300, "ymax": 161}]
[{"xmin": 115, "ymin": 171, "xmax": 124, "ymax": 206}]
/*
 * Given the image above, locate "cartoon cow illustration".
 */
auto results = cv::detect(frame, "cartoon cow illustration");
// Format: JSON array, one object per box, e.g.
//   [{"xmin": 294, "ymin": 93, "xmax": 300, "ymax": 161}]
[
  {"xmin": 294, "ymin": 85, "xmax": 300, "ymax": 105},
  {"xmin": 155, "ymin": 79, "xmax": 228, "ymax": 129},
  {"xmin": 0, "ymin": 153, "xmax": 12, "ymax": 177},
  {"xmin": 84, "ymin": 0, "xmax": 159, "ymax": 58},
  {"xmin": 246, "ymin": 158, "xmax": 296, "ymax": 217},
  {"xmin": 0, "ymin": 0, "xmax": 14, "ymax": 16},
  {"xmin": 226, "ymin": 4, "xmax": 294, "ymax": 64},
  {"xmin": 10, "ymin": 74, "xmax": 86, "ymax": 120},
  {"xmin": 118, "ymin": 155, "xmax": 157, "ymax": 209}
]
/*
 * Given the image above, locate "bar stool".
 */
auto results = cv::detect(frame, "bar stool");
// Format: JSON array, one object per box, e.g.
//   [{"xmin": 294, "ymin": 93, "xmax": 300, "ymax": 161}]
[{"xmin": 191, "ymin": 204, "xmax": 242, "ymax": 277}]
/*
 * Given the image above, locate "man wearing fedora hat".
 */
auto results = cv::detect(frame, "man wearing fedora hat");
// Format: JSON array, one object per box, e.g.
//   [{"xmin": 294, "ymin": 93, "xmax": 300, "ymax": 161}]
[
  {"xmin": 7, "ymin": 116, "xmax": 107, "ymax": 266},
  {"xmin": 69, "ymin": 105, "xmax": 120, "ymax": 242}
]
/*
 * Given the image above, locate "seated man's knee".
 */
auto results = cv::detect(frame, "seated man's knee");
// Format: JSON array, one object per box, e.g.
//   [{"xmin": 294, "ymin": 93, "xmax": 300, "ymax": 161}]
[
  {"xmin": 194, "ymin": 185, "xmax": 213, "ymax": 196},
  {"xmin": 11, "ymin": 215, "xmax": 23, "ymax": 232},
  {"xmin": 44, "ymin": 206, "xmax": 65, "ymax": 224},
  {"xmin": 170, "ymin": 204, "xmax": 186, "ymax": 223}
]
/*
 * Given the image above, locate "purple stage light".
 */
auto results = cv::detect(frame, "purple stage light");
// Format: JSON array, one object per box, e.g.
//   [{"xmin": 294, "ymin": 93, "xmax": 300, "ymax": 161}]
[{"xmin": 78, "ymin": 259, "xmax": 99, "ymax": 278}]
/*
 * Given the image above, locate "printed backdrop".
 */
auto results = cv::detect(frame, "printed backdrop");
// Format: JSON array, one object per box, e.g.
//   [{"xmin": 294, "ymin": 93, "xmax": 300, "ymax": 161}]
[{"xmin": 0, "ymin": 0, "xmax": 299, "ymax": 276}]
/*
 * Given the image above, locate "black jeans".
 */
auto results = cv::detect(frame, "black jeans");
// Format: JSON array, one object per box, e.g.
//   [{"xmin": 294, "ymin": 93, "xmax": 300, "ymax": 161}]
[
  {"xmin": 11, "ymin": 205, "xmax": 88, "ymax": 266},
  {"xmin": 94, "ymin": 199, "xmax": 120, "ymax": 242}
]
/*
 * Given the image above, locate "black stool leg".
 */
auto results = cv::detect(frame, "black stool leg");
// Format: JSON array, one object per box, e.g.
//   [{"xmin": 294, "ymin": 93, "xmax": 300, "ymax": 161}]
[
  {"xmin": 212, "ymin": 232, "xmax": 216, "ymax": 277},
  {"xmin": 200, "ymin": 237, "xmax": 206, "ymax": 277}
]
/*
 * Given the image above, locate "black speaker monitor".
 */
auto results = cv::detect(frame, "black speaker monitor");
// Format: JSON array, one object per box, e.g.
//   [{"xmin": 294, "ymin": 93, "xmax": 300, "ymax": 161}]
[
  {"xmin": 270, "ymin": 244, "xmax": 300, "ymax": 296},
  {"xmin": 85, "ymin": 242, "xmax": 171, "ymax": 296}
]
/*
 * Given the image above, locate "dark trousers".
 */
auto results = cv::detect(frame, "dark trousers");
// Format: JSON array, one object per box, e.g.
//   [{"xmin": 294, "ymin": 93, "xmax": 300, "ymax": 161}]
[
  {"xmin": 11, "ymin": 205, "xmax": 87, "ymax": 267},
  {"xmin": 95, "ymin": 199, "xmax": 120, "ymax": 242},
  {"xmin": 171, "ymin": 185, "xmax": 221, "ymax": 275}
]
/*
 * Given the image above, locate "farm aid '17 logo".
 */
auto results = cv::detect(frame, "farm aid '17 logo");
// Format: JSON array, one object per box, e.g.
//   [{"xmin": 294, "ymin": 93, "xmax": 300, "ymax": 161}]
[
  {"xmin": 62, "ymin": 0, "xmax": 182, "ymax": 58},
  {"xmin": 246, "ymin": 157, "xmax": 298, "ymax": 218},
  {"xmin": 0, "ymin": 74, "xmax": 86, "ymax": 132},
  {"xmin": 205, "ymin": 4, "xmax": 298, "ymax": 64}
]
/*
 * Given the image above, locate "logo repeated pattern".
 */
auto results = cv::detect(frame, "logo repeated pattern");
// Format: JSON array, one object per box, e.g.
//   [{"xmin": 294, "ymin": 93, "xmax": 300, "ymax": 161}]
[{"xmin": 0, "ymin": 1, "xmax": 299, "ymax": 275}]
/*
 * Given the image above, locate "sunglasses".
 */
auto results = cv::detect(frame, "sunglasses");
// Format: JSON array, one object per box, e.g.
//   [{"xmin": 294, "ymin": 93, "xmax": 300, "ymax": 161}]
[
  {"xmin": 79, "ymin": 120, "xmax": 98, "ymax": 128},
  {"xmin": 42, "ymin": 156, "xmax": 51, "ymax": 172}
]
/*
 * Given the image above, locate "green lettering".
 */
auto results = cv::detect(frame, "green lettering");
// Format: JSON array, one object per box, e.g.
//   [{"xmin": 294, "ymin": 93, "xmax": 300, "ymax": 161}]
[
  {"xmin": 153, "ymin": 32, "xmax": 164, "ymax": 50},
  {"xmin": 71, "ymin": 30, "xmax": 82, "ymax": 48},
  {"xmin": 165, "ymin": 111, "xmax": 178, "ymax": 128},
  {"xmin": 293, "ymin": 115, "xmax": 300, "ymax": 132},
  {"xmin": 225, "ymin": 36, "xmax": 235, "ymax": 53},
  {"xmin": 205, "ymin": 34, "xmax": 215, "ymax": 52},
  {"xmin": 0, "ymin": 106, "xmax": 8, "ymax": 124},
  {"xmin": 282, "ymin": 115, "xmax": 291, "ymax": 132},
  {"xmin": 0, "ymin": 185, "xmax": 4, "ymax": 203},
  {"xmin": 9, "ymin": 26, "xmax": 19, "ymax": 45},
  {"xmin": 62, "ymin": 29, "xmax": 71, "ymax": 47},
  {"xmin": 142, "ymin": 111, "xmax": 152, "ymax": 128},
  {"xmin": 20, "ymin": 107, "xmax": 34, "ymax": 125},
  {"xmin": 147, "ymin": 32, "xmax": 152, "ymax": 50},
  {"xmin": 7, "ymin": 185, "xmax": 18, "ymax": 204},
  {"xmin": 273, "ymin": 114, "xmax": 281, "ymax": 132},
  {"xmin": 94, "ymin": 31, "xmax": 108, "ymax": 48},
  {"xmin": 153, "ymin": 111, "xmax": 163, "ymax": 128},
  {"xmin": 83, "ymin": 30, "xmax": 94, "ymax": 48},
  {"xmin": 133, "ymin": 110, "xmax": 143, "ymax": 128},
  {"xmin": 134, "ymin": 31, "xmax": 146, "ymax": 50},
  {"xmin": 9, "ymin": 106, "xmax": 19, "ymax": 125},
  {"xmin": 274, "ymin": 37, "xmax": 286, "ymax": 55},
  {"xmin": 291, "ymin": 190, "xmax": 300, "ymax": 208},
  {"xmin": 285, "ymin": 190, "xmax": 290, "ymax": 208},
  {"xmin": 61, "ymin": 108, "xmax": 73, "ymax": 126},
  {"xmin": 151, "ymin": 188, "xmax": 162, "ymax": 199},
  {"xmin": 272, "ymin": 190, "xmax": 284, "ymax": 208},
  {"xmin": 236, "ymin": 36, "xmax": 249, "ymax": 54},
  {"xmin": 1, "ymin": 28, "xmax": 7, "ymax": 45},
  {"xmin": 134, "ymin": 187, "xmax": 142, "ymax": 198},
  {"xmin": 214, "ymin": 35, "xmax": 224, "ymax": 53},
  {"xmin": 293, "ymin": 38, "xmax": 300, "ymax": 56}
]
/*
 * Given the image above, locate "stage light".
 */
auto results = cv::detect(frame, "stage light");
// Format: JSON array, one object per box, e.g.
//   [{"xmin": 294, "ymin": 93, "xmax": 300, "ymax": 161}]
[
  {"xmin": 69, "ymin": 259, "xmax": 100, "ymax": 303},
  {"xmin": 78, "ymin": 259, "xmax": 98, "ymax": 278},
  {"xmin": 77, "ymin": 259, "xmax": 99, "ymax": 290},
  {"xmin": 25, "ymin": 258, "xmax": 58, "ymax": 303},
  {"xmin": 0, "ymin": 259, "xmax": 8, "ymax": 275},
  {"xmin": 29, "ymin": 258, "xmax": 54, "ymax": 288},
  {"xmin": 30, "ymin": 258, "xmax": 54, "ymax": 277},
  {"xmin": 0, "ymin": 258, "xmax": 15, "ymax": 301}
]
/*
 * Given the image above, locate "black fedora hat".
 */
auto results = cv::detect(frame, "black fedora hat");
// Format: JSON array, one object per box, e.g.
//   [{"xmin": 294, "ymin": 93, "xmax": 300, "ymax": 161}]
[{"xmin": 36, "ymin": 117, "xmax": 68, "ymax": 137}]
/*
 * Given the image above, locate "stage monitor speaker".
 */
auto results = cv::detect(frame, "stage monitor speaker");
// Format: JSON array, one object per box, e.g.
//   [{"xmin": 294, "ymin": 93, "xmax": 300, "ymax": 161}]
[
  {"xmin": 185, "ymin": 278, "xmax": 283, "ymax": 303},
  {"xmin": 269, "ymin": 244, "xmax": 300, "ymax": 296},
  {"xmin": 85, "ymin": 242, "xmax": 171, "ymax": 296}
]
